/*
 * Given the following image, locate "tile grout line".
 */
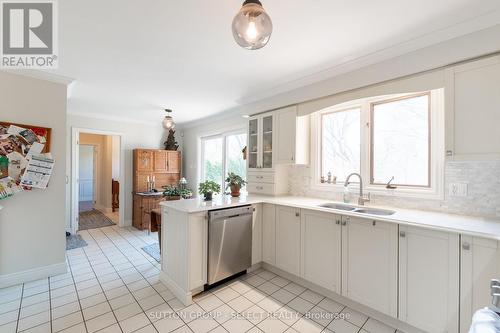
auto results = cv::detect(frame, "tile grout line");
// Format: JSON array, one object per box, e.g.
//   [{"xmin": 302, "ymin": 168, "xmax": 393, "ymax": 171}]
[
  {"xmin": 85, "ymin": 226, "xmax": 164, "ymax": 333},
  {"xmin": 67, "ymin": 251, "xmax": 91, "ymax": 333},
  {"xmin": 78, "ymin": 231, "xmax": 124, "ymax": 333},
  {"xmin": 15, "ymin": 283, "xmax": 25, "ymax": 333}
]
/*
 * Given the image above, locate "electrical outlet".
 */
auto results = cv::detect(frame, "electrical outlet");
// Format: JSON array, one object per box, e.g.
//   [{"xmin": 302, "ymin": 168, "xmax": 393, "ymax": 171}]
[{"xmin": 449, "ymin": 183, "xmax": 468, "ymax": 197}]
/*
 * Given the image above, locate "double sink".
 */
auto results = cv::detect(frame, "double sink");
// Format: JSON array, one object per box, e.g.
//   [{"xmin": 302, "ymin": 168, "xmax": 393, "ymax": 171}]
[{"xmin": 318, "ymin": 203, "xmax": 395, "ymax": 216}]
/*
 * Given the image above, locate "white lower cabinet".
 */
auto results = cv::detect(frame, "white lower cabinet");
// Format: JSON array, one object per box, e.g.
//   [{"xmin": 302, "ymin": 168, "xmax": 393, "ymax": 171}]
[
  {"xmin": 251, "ymin": 204, "xmax": 262, "ymax": 266},
  {"xmin": 341, "ymin": 216, "xmax": 398, "ymax": 317},
  {"xmin": 275, "ymin": 205, "xmax": 301, "ymax": 276},
  {"xmin": 262, "ymin": 203, "xmax": 276, "ymax": 265},
  {"xmin": 399, "ymin": 226, "xmax": 460, "ymax": 333},
  {"xmin": 460, "ymin": 236, "xmax": 500, "ymax": 333},
  {"xmin": 300, "ymin": 210, "xmax": 342, "ymax": 293}
]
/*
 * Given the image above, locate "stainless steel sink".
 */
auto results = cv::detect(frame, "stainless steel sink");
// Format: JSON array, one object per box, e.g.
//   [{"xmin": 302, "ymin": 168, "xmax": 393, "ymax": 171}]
[
  {"xmin": 318, "ymin": 203, "xmax": 356, "ymax": 211},
  {"xmin": 318, "ymin": 203, "xmax": 396, "ymax": 216},
  {"xmin": 353, "ymin": 208, "xmax": 395, "ymax": 216}
]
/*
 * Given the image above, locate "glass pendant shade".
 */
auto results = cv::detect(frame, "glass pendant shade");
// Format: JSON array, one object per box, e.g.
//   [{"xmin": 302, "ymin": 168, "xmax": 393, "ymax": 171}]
[
  {"xmin": 232, "ymin": 0, "xmax": 273, "ymax": 50},
  {"xmin": 162, "ymin": 109, "xmax": 175, "ymax": 129}
]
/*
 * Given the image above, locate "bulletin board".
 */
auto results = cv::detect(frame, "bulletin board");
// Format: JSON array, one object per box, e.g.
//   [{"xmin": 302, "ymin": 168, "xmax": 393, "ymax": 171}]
[{"xmin": 0, "ymin": 122, "xmax": 55, "ymax": 200}]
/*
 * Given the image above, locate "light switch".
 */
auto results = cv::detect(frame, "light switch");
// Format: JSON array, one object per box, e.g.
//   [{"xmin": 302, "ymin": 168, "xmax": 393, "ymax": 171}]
[{"xmin": 449, "ymin": 183, "xmax": 468, "ymax": 197}]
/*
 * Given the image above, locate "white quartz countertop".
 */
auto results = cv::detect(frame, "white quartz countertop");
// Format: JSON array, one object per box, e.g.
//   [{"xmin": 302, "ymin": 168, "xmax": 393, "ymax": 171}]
[{"xmin": 160, "ymin": 195, "xmax": 500, "ymax": 240}]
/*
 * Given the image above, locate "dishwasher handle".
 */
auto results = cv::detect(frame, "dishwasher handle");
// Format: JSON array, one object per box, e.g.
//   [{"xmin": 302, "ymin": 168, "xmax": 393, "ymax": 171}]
[{"xmin": 209, "ymin": 205, "xmax": 253, "ymax": 220}]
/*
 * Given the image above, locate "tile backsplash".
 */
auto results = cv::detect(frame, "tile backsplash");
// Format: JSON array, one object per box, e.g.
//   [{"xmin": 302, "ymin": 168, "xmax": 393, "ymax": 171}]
[{"xmin": 287, "ymin": 161, "xmax": 500, "ymax": 219}]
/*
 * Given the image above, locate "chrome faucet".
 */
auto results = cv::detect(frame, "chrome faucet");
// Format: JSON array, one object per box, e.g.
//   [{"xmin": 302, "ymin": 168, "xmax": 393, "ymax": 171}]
[{"xmin": 344, "ymin": 173, "xmax": 370, "ymax": 206}]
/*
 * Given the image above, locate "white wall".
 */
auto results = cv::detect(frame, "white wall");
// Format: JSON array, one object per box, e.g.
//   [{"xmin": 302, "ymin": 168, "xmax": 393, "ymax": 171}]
[
  {"xmin": 66, "ymin": 114, "xmax": 168, "ymax": 230},
  {"xmin": 111, "ymin": 135, "xmax": 120, "ymax": 180},
  {"xmin": 0, "ymin": 71, "xmax": 68, "ymax": 287}
]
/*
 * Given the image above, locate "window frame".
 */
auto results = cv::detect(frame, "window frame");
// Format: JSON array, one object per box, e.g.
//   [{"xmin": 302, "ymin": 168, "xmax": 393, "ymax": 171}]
[
  {"xmin": 320, "ymin": 106, "xmax": 363, "ymax": 184},
  {"xmin": 199, "ymin": 129, "xmax": 247, "ymax": 192},
  {"xmin": 369, "ymin": 91, "xmax": 432, "ymax": 188},
  {"xmin": 311, "ymin": 89, "xmax": 445, "ymax": 199}
]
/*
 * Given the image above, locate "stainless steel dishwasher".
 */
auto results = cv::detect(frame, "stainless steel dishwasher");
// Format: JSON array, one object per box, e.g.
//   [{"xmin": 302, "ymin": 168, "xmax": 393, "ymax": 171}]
[{"xmin": 208, "ymin": 205, "xmax": 253, "ymax": 285}]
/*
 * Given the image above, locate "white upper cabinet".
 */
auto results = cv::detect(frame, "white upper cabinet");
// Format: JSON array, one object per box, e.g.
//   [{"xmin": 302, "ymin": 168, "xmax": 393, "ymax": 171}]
[
  {"xmin": 341, "ymin": 216, "xmax": 398, "ymax": 317},
  {"xmin": 300, "ymin": 209, "xmax": 341, "ymax": 293},
  {"xmin": 275, "ymin": 205, "xmax": 301, "ymax": 276},
  {"xmin": 248, "ymin": 112, "xmax": 275, "ymax": 171},
  {"xmin": 445, "ymin": 55, "xmax": 500, "ymax": 160},
  {"xmin": 262, "ymin": 203, "xmax": 276, "ymax": 265},
  {"xmin": 399, "ymin": 226, "xmax": 459, "ymax": 333},
  {"xmin": 460, "ymin": 236, "xmax": 500, "ymax": 333},
  {"xmin": 275, "ymin": 106, "xmax": 310, "ymax": 165}
]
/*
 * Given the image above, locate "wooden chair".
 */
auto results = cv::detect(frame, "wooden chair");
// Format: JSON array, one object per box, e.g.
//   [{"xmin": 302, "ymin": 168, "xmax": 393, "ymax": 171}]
[{"xmin": 112, "ymin": 180, "xmax": 119, "ymax": 212}]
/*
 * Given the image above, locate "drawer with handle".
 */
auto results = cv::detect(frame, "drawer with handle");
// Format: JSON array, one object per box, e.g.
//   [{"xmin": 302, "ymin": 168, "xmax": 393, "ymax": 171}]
[
  {"xmin": 247, "ymin": 182, "xmax": 275, "ymax": 195},
  {"xmin": 247, "ymin": 172, "xmax": 275, "ymax": 184}
]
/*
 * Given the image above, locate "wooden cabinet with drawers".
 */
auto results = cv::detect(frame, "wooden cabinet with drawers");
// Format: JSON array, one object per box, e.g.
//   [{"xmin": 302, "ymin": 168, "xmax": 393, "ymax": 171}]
[{"xmin": 133, "ymin": 149, "xmax": 182, "ymax": 230}]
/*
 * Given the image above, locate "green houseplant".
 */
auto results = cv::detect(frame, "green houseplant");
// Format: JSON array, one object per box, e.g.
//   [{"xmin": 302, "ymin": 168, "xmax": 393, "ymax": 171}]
[
  {"xmin": 198, "ymin": 181, "xmax": 221, "ymax": 201},
  {"xmin": 162, "ymin": 185, "xmax": 181, "ymax": 201},
  {"xmin": 163, "ymin": 186, "xmax": 193, "ymax": 200},
  {"xmin": 225, "ymin": 172, "xmax": 247, "ymax": 197}
]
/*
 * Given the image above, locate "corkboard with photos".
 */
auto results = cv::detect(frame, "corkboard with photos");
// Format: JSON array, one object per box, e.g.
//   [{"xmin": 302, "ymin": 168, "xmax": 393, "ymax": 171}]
[{"xmin": 0, "ymin": 121, "xmax": 53, "ymax": 200}]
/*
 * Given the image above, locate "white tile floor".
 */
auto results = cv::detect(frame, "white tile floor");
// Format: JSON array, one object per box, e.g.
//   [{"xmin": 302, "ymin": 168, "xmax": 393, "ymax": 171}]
[{"xmin": 0, "ymin": 226, "xmax": 401, "ymax": 333}]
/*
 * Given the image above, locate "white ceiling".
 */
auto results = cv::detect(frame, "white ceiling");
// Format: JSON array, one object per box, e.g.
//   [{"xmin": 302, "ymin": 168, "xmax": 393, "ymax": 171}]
[{"xmin": 54, "ymin": 0, "xmax": 500, "ymax": 125}]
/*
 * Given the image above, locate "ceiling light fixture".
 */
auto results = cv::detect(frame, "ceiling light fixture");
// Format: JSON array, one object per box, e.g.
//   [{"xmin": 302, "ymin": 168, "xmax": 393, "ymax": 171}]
[
  {"xmin": 232, "ymin": 0, "xmax": 273, "ymax": 50},
  {"xmin": 162, "ymin": 109, "xmax": 175, "ymax": 130}
]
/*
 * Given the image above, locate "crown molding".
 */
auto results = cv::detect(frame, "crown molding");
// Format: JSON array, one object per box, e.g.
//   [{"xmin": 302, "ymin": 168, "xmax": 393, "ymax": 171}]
[
  {"xmin": 236, "ymin": 10, "xmax": 500, "ymax": 105},
  {"xmin": 1, "ymin": 69, "xmax": 75, "ymax": 86},
  {"xmin": 67, "ymin": 111, "xmax": 161, "ymax": 127}
]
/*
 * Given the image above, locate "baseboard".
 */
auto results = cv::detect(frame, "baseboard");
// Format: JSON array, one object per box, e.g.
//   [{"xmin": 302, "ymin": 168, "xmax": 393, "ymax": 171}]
[
  {"xmin": 261, "ymin": 263, "xmax": 425, "ymax": 333},
  {"xmin": 0, "ymin": 261, "xmax": 68, "ymax": 289},
  {"xmin": 124, "ymin": 219, "xmax": 132, "ymax": 227},
  {"xmin": 159, "ymin": 271, "xmax": 193, "ymax": 306}
]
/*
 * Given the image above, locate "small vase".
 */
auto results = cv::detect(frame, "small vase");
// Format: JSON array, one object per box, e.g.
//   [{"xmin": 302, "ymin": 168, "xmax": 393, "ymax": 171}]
[
  {"xmin": 204, "ymin": 192, "xmax": 213, "ymax": 201},
  {"xmin": 230, "ymin": 185, "xmax": 241, "ymax": 197}
]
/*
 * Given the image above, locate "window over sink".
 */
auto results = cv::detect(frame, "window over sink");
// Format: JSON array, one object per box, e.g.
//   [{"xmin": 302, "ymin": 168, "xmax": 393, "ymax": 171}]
[{"xmin": 312, "ymin": 89, "xmax": 444, "ymax": 199}]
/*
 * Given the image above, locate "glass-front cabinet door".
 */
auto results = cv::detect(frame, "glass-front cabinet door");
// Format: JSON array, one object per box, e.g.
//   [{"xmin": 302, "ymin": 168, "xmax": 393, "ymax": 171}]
[
  {"xmin": 262, "ymin": 115, "xmax": 273, "ymax": 169},
  {"xmin": 248, "ymin": 118, "xmax": 259, "ymax": 169}
]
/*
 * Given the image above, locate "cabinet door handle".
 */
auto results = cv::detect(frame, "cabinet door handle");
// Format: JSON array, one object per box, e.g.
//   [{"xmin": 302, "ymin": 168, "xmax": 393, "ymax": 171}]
[
  {"xmin": 295, "ymin": 212, "xmax": 300, "ymax": 217},
  {"xmin": 372, "ymin": 221, "xmax": 376, "ymax": 226},
  {"xmin": 400, "ymin": 231, "xmax": 406, "ymax": 238},
  {"xmin": 291, "ymin": 156, "xmax": 294, "ymax": 161},
  {"xmin": 335, "ymin": 220, "xmax": 340, "ymax": 225},
  {"xmin": 462, "ymin": 242, "xmax": 471, "ymax": 251}
]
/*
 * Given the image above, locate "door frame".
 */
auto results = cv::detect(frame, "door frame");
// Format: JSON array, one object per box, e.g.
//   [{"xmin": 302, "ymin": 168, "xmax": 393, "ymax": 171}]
[{"xmin": 71, "ymin": 127, "xmax": 125, "ymax": 234}]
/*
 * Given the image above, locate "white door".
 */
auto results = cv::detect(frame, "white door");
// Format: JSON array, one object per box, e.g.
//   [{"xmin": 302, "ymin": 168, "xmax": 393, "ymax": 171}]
[
  {"xmin": 262, "ymin": 204, "xmax": 276, "ymax": 265},
  {"xmin": 399, "ymin": 225, "xmax": 459, "ymax": 332},
  {"xmin": 276, "ymin": 106, "xmax": 296, "ymax": 164},
  {"xmin": 78, "ymin": 145, "xmax": 95, "ymax": 203},
  {"xmin": 251, "ymin": 204, "xmax": 263, "ymax": 265},
  {"xmin": 275, "ymin": 205, "xmax": 301, "ymax": 276},
  {"xmin": 460, "ymin": 236, "xmax": 500, "ymax": 333},
  {"xmin": 342, "ymin": 216, "xmax": 398, "ymax": 317},
  {"xmin": 300, "ymin": 209, "xmax": 341, "ymax": 293}
]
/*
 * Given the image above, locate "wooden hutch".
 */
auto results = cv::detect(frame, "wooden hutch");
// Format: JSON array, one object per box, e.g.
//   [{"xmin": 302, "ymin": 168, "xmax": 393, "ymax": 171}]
[{"xmin": 133, "ymin": 149, "xmax": 181, "ymax": 230}]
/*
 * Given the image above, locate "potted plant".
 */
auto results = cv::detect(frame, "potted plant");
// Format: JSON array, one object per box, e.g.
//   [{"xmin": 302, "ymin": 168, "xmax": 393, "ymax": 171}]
[
  {"xmin": 179, "ymin": 188, "xmax": 193, "ymax": 199},
  {"xmin": 225, "ymin": 172, "xmax": 247, "ymax": 197},
  {"xmin": 198, "ymin": 181, "xmax": 221, "ymax": 201},
  {"xmin": 162, "ymin": 185, "xmax": 181, "ymax": 201}
]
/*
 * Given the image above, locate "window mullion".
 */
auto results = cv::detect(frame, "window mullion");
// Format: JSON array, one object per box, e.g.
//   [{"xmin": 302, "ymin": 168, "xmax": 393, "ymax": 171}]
[{"xmin": 360, "ymin": 102, "xmax": 371, "ymax": 189}]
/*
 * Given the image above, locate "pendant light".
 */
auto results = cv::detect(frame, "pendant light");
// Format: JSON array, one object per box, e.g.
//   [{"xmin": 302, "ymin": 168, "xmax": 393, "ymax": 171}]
[
  {"xmin": 232, "ymin": 0, "xmax": 273, "ymax": 50},
  {"xmin": 162, "ymin": 109, "xmax": 175, "ymax": 130}
]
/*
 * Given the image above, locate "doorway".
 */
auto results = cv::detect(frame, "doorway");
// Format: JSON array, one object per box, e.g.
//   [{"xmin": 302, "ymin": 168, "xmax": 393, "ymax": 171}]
[
  {"xmin": 78, "ymin": 145, "xmax": 96, "ymax": 212},
  {"xmin": 71, "ymin": 128, "xmax": 125, "ymax": 234}
]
